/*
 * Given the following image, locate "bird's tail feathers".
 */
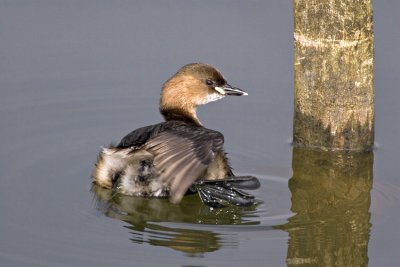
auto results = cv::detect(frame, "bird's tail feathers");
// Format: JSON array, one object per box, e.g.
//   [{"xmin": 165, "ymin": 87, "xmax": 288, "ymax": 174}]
[{"xmin": 92, "ymin": 145, "xmax": 136, "ymax": 188}]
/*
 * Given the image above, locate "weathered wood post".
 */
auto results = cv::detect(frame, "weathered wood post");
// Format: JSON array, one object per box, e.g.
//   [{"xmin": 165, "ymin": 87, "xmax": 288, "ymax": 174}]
[
  {"xmin": 293, "ymin": 0, "xmax": 374, "ymax": 151},
  {"xmin": 284, "ymin": 1, "xmax": 375, "ymax": 264}
]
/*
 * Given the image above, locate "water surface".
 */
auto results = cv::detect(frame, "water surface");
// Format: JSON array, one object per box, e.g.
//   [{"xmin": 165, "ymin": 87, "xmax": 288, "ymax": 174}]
[{"xmin": 1, "ymin": 1, "xmax": 399, "ymax": 266}]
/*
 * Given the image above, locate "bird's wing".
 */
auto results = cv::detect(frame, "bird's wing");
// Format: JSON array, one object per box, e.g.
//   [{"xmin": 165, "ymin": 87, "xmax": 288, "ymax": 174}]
[
  {"xmin": 117, "ymin": 122, "xmax": 166, "ymax": 148},
  {"xmin": 143, "ymin": 126, "xmax": 224, "ymax": 203}
]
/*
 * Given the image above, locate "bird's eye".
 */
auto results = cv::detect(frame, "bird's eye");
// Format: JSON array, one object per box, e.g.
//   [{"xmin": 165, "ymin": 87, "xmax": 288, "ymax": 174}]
[{"xmin": 206, "ymin": 80, "xmax": 213, "ymax": 86}]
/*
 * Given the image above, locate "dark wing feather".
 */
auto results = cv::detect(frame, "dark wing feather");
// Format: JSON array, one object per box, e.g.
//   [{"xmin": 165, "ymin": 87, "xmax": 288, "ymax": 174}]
[
  {"xmin": 143, "ymin": 125, "xmax": 224, "ymax": 203},
  {"xmin": 117, "ymin": 122, "xmax": 167, "ymax": 148}
]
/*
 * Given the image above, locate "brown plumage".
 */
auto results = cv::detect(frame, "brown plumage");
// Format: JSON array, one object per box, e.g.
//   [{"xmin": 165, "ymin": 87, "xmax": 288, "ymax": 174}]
[{"xmin": 92, "ymin": 63, "xmax": 255, "ymax": 205}]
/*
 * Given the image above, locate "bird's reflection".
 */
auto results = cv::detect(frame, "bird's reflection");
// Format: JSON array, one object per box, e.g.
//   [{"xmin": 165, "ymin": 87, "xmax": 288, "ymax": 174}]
[
  {"xmin": 91, "ymin": 185, "xmax": 259, "ymax": 255},
  {"xmin": 278, "ymin": 148, "xmax": 373, "ymax": 267}
]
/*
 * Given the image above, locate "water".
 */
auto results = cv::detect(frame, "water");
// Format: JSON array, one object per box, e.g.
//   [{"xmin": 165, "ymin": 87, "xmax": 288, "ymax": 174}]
[{"xmin": 1, "ymin": 1, "xmax": 399, "ymax": 266}]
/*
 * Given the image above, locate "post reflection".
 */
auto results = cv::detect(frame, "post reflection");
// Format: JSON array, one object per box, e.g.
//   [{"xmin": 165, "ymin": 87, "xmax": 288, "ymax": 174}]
[
  {"xmin": 278, "ymin": 148, "xmax": 373, "ymax": 267},
  {"xmin": 91, "ymin": 185, "xmax": 259, "ymax": 255}
]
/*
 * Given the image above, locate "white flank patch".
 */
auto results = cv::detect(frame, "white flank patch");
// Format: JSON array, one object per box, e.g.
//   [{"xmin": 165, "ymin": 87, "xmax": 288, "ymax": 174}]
[{"xmin": 94, "ymin": 147, "xmax": 169, "ymax": 197}]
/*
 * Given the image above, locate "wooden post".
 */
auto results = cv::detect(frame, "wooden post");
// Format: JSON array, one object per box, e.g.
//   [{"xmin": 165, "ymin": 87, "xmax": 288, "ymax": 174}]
[{"xmin": 293, "ymin": 0, "xmax": 374, "ymax": 151}]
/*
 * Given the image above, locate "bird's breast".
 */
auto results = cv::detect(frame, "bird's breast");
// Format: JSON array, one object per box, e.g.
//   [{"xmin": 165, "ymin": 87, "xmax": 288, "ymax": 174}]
[{"xmin": 203, "ymin": 151, "xmax": 232, "ymax": 180}]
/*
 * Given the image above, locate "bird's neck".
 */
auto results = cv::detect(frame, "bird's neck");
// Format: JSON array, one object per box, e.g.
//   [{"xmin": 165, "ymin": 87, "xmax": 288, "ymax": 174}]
[
  {"xmin": 160, "ymin": 106, "xmax": 202, "ymax": 126},
  {"xmin": 160, "ymin": 77, "xmax": 204, "ymax": 126}
]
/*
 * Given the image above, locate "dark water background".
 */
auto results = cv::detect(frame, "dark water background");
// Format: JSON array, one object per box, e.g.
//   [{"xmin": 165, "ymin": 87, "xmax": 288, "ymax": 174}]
[{"xmin": 0, "ymin": 1, "xmax": 399, "ymax": 266}]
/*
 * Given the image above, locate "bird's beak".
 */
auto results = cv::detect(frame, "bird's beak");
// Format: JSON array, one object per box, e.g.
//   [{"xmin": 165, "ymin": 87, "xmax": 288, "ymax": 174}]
[{"xmin": 214, "ymin": 84, "xmax": 248, "ymax": 96}]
